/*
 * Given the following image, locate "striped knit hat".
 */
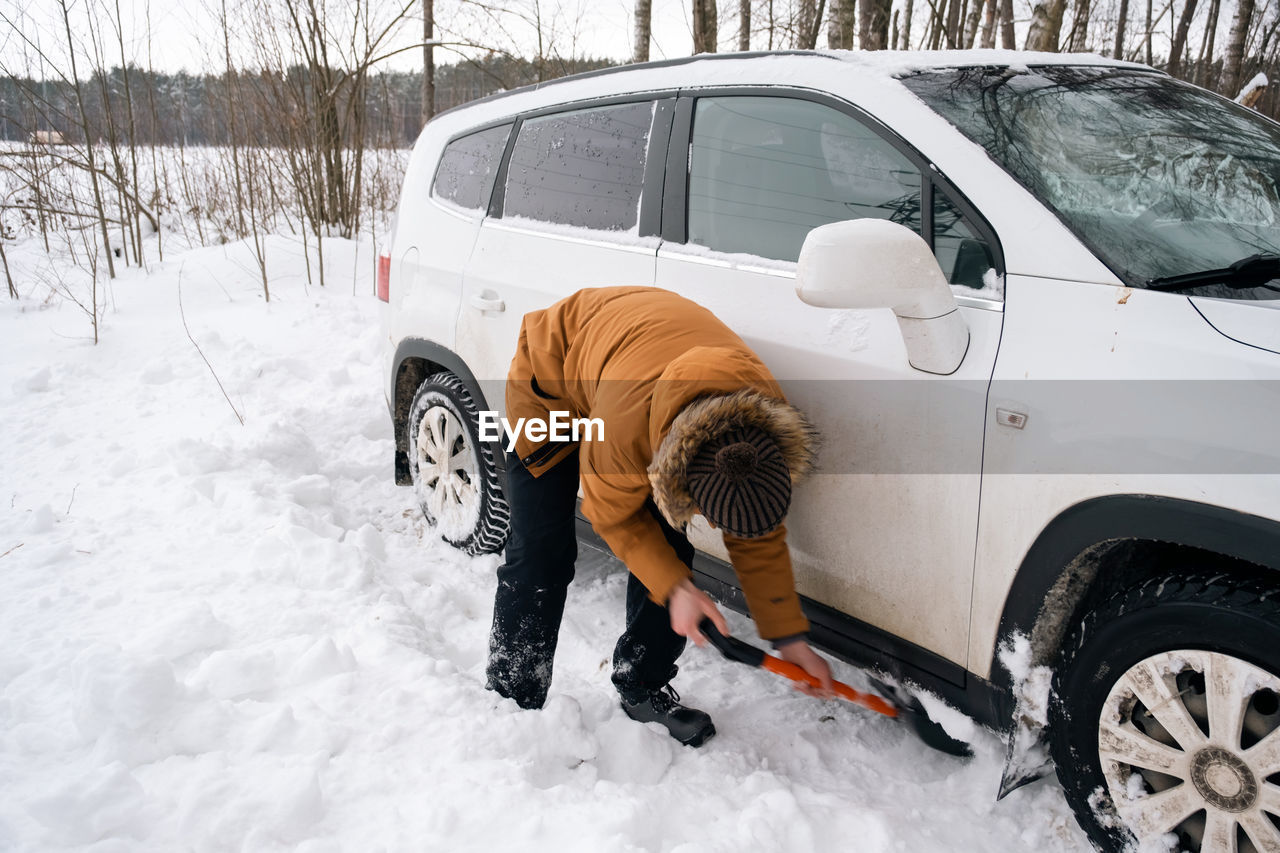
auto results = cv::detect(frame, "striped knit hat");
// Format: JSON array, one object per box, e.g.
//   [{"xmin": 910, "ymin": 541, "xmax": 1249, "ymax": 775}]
[{"xmin": 686, "ymin": 427, "xmax": 792, "ymax": 539}]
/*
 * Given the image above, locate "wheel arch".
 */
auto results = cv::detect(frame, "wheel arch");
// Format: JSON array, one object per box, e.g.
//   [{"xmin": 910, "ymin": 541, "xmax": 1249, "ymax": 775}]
[
  {"xmin": 391, "ymin": 338, "xmax": 502, "ymax": 486},
  {"xmin": 994, "ymin": 495, "xmax": 1280, "ymax": 689}
]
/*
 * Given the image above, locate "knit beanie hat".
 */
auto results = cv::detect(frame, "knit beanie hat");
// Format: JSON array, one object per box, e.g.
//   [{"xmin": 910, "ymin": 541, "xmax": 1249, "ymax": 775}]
[{"xmin": 686, "ymin": 427, "xmax": 792, "ymax": 539}]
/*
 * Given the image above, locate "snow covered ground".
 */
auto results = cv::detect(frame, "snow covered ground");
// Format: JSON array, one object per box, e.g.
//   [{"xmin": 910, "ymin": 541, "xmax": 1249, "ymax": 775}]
[{"xmin": 0, "ymin": 233, "xmax": 1092, "ymax": 851}]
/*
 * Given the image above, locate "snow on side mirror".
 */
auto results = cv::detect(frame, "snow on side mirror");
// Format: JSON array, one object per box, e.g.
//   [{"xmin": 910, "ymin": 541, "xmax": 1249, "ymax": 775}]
[{"xmin": 796, "ymin": 219, "xmax": 970, "ymax": 375}]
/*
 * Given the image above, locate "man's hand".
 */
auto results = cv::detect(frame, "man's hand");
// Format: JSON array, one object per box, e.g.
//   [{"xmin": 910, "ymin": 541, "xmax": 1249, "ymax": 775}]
[
  {"xmin": 778, "ymin": 641, "xmax": 835, "ymax": 698},
  {"xmin": 667, "ymin": 579, "xmax": 729, "ymax": 646}
]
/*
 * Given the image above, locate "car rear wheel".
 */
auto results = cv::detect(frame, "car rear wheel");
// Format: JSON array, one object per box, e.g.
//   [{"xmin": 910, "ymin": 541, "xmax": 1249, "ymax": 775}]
[
  {"xmin": 407, "ymin": 372, "xmax": 509, "ymax": 556},
  {"xmin": 1051, "ymin": 573, "xmax": 1280, "ymax": 853}
]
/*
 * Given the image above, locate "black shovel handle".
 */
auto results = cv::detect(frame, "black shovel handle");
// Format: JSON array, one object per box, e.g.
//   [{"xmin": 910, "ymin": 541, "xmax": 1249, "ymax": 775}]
[{"xmin": 698, "ymin": 618, "xmax": 766, "ymax": 666}]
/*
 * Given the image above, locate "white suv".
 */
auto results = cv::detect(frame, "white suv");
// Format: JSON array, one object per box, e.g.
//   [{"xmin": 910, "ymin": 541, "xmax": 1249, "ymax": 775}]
[{"xmin": 380, "ymin": 50, "xmax": 1280, "ymax": 853}]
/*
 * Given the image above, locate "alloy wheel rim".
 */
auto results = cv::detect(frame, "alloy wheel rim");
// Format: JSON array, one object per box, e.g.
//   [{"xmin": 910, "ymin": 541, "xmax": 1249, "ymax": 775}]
[
  {"xmin": 1098, "ymin": 649, "xmax": 1280, "ymax": 852},
  {"xmin": 415, "ymin": 404, "xmax": 480, "ymax": 540}
]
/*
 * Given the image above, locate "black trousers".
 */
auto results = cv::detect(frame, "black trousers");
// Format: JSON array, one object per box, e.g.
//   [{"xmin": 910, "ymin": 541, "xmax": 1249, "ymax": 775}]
[{"xmin": 485, "ymin": 450, "xmax": 692, "ymax": 710}]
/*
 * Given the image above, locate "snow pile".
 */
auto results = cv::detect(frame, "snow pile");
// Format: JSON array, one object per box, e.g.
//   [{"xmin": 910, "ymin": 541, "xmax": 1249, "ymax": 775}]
[
  {"xmin": 1236, "ymin": 72, "xmax": 1269, "ymax": 103},
  {"xmin": 997, "ymin": 633, "xmax": 1058, "ymax": 795},
  {"xmin": 0, "ymin": 231, "xmax": 1090, "ymax": 851}
]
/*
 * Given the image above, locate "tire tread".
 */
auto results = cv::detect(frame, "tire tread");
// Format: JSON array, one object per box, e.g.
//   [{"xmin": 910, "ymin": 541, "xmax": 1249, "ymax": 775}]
[
  {"xmin": 1050, "ymin": 570, "xmax": 1280, "ymax": 851},
  {"xmin": 407, "ymin": 372, "xmax": 510, "ymax": 556}
]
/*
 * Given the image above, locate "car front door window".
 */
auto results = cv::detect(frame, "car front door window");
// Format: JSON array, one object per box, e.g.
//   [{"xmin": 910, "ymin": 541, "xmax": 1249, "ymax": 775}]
[{"xmin": 687, "ymin": 96, "xmax": 922, "ymax": 263}]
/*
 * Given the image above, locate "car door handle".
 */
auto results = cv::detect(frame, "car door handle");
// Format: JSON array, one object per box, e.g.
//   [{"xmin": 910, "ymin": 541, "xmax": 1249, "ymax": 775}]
[{"xmin": 468, "ymin": 292, "xmax": 506, "ymax": 313}]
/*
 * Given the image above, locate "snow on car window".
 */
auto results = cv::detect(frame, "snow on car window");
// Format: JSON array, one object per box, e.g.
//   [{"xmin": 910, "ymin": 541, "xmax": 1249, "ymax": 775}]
[
  {"xmin": 903, "ymin": 66, "xmax": 1280, "ymax": 299},
  {"xmin": 503, "ymin": 101, "xmax": 654, "ymax": 233},
  {"xmin": 432, "ymin": 124, "xmax": 512, "ymax": 212}
]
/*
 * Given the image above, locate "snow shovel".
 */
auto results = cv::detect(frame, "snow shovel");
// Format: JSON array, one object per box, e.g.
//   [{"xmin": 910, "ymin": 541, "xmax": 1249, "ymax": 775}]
[{"xmin": 697, "ymin": 618, "xmax": 973, "ymax": 757}]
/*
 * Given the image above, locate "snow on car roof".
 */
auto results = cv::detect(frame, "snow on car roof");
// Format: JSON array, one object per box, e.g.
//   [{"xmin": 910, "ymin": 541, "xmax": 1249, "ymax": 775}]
[
  {"xmin": 821, "ymin": 47, "xmax": 1152, "ymax": 74},
  {"xmin": 425, "ymin": 49, "xmax": 1155, "ymax": 135}
]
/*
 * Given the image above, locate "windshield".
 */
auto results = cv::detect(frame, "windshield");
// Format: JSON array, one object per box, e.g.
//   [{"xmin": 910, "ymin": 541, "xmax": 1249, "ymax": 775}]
[{"xmin": 901, "ymin": 66, "xmax": 1280, "ymax": 300}]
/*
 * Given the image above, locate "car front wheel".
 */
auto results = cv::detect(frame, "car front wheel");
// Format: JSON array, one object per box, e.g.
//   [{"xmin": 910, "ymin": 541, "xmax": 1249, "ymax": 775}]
[
  {"xmin": 1051, "ymin": 573, "xmax": 1280, "ymax": 853},
  {"xmin": 406, "ymin": 372, "xmax": 510, "ymax": 556}
]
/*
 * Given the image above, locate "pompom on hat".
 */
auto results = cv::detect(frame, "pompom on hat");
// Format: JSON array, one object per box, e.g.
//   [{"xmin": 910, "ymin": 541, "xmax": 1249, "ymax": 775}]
[
  {"xmin": 686, "ymin": 428, "xmax": 792, "ymax": 538},
  {"xmin": 648, "ymin": 389, "xmax": 819, "ymax": 538}
]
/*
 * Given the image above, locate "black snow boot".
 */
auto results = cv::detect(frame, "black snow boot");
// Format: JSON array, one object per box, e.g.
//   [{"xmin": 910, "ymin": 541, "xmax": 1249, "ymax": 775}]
[{"xmin": 621, "ymin": 685, "xmax": 716, "ymax": 747}]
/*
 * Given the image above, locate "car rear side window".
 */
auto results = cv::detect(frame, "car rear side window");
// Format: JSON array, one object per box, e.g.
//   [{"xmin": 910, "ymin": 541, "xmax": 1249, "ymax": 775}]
[
  {"xmin": 503, "ymin": 101, "xmax": 655, "ymax": 232},
  {"xmin": 432, "ymin": 124, "xmax": 512, "ymax": 212},
  {"xmin": 687, "ymin": 96, "xmax": 922, "ymax": 263}
]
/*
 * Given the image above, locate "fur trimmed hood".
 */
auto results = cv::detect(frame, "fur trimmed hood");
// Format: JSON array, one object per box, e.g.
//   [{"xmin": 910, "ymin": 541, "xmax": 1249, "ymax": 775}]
[{"xmin": 648, "ymin": 389, "xmax": 820, "ymax": 530}]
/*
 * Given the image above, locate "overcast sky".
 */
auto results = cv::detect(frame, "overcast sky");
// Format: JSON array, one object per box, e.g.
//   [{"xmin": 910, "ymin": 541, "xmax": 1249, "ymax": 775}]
[{"xmin": 0, "ymin": 0, "xmax": 715, "ymax": 77}]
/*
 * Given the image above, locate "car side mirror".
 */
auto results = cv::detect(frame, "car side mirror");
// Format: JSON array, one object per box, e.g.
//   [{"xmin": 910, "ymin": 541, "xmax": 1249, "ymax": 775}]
[{"xmin": 796, "ymin": 219, "xmax": 969, "ymax": 375}]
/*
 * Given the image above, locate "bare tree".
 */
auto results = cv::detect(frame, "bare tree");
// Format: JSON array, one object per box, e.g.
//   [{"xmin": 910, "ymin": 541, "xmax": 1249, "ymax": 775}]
[
  {"xmin": 111, "ymin": 0, "xmax": 145, "ymax": 269},
  {"xmin": 1, "ymin": 239, "xmax": 15, "ymax": 299},
  {"xmin": 1064, "ymin": 0, "xmax": 1090, "ymax": 50},
  {"xmin": 1114, "ymin": 0, "xmax": 1131, "ymax": 56},
  {"xmin": 245, "ymin": 0, "xmax": 416, "ymax": 241},
  {"xmin": 1118, "ymin": 0, "xmax": 1174, "ymax": 63},
  {"xmin": 1167, "ymin": 0, "xmax": 1201, "ymax": 76},
  {"xmin": 59, "ymin": 0, "xmax": 114, "ymax": 291},
  {"xmin": 1196, "ymin": 0, "xmax": 1221, "ymax": 85},
  {"xmin": 798, "ymin": 0, "xmax": 830, "ymax": 47},
  {"xmin": 739, "ymin": 0, "xmax": 752, "ymax": 49},
  {"xmin": 143, "ymin": 0, "xmax": 164, "ymax": 262},
  {"xmin": 1152, "ymin": 0, "xmax": 1162, "ymax": 64},
  {"xmin": 694, "ymin": 0, "xmax": 719, "ymax": 52},
  {"xmin": 925, "ymin": 0, "xmax": 948, "ymax": 48},
  {"xmin": 423, "ymin": 0, "xmax": 435, "ymax": 123}
]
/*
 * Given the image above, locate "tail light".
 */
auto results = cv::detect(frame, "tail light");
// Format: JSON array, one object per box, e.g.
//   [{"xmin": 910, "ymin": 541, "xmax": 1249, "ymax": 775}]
[{"xmin": 376, "ymin": 254, "xmax": 391, "ymax": 302}]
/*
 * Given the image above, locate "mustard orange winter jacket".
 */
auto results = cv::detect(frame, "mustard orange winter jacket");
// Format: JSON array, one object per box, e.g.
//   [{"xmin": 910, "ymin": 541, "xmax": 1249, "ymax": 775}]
[{"xmin": 505, "ymin": 286, "xmax": 818, "ymax": 640}]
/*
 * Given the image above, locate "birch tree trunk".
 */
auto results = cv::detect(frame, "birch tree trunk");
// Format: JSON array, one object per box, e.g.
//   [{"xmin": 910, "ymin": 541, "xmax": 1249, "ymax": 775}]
[
  {"xmin": 1222, "ymin": 0, "xmax": 1256, "ymax": 95},
  {"xmin": 861, "ymin": 0, "xmax": 892, "ymax": 47},
  {"xmin": 635, "ymin": 0, "xmax": 652, "ymax": 61},
  {"xmin": 1025, "ymin": 0, "xmax": 1067, "ymax": 50},
  {"xmin": 981, "ymin": 0, "xmax": 998, "ymax": 47},
  {"xmin": 829, "ymin": 0, "xmax": 855, "ymax": 48},
  {"xmin": 965, "ymin": 0, "xmax": 986, "ymax": 47},
  {"xmin": 800, "ymin": 0, "xmax": 816, "ymax": 45}
]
